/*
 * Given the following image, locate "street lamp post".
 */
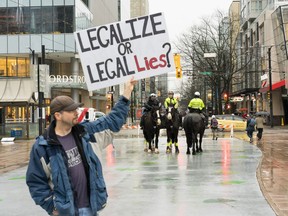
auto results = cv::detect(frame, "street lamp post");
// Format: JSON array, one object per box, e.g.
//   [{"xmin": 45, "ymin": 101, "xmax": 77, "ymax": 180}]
[
  {"xmin": 268, "ymin": 47, "xmax": 274, "ymax": 128},
  {"xmin": 37, "ymin": 45, "xmax": 46, "ymax": 135}
]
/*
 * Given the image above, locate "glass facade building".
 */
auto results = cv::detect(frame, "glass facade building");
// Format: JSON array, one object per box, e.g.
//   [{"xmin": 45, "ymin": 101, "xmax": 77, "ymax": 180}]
[{"xmin": 0, "ymin": 0, "xmax": 94, "ymax": 138}]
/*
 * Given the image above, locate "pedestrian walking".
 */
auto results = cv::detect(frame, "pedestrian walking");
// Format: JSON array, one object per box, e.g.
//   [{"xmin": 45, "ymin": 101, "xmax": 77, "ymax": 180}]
[
  {"xmin": 210, "ymin": 115, "xmax": 218, "ymax": 140},
  {"xmin": 246, "ymin": 115, "xmax": 256, "ymax": 143},
  {"xmin": 26, "ymin": 78, "xmax": 137, "ymax": 216},
  {"xmin": 255, "ymin": 115, "xmax": 264, "ymax": 140}
]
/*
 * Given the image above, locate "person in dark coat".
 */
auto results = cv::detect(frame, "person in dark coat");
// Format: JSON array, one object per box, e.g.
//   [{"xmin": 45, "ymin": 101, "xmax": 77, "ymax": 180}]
[
  {"xmin": 255, "ymin": 115, "xmax": 264, "ymax": 140},
  {"xmin": 246, "ymin": 115, "xmax": 256, "ymax": 143},
  {"xmin": 26, "ymin": 78, "xmax": 137, "ymax": 216},
  {"xmin": 140, "ymin": 93, "xmax": 161, "ymax": 129}
]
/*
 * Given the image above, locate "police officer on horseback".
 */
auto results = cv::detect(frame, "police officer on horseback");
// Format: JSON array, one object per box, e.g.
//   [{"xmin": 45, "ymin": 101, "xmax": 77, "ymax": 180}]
[
  {"xmin": 140, "ymin": 93, "xmax": 161, "ymax": 129},
  {"xmin": 164, "ymin": 91, "xmax": 178, "ymax": 110},
  {"xmin": 188, "ymin": 91, "xmax": 208, "ymax": 125},
  {"xmin": 164, "ymin": 91, "xmax": 182, "ymax": 127}
]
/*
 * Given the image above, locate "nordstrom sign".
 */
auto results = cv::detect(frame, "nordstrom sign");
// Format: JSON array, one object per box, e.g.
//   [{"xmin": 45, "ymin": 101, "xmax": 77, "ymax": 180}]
[{"xmin": 49, "ymin": 75, "xmax": 86, "ymax": 83}]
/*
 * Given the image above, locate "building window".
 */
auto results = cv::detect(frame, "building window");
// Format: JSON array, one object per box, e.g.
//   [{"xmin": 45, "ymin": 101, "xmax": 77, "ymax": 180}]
[
  {"xmin": 18, "ymin": 58, "xmax": 29, "ymax": 77},
  {"xmin": 0, "ymin": 57, "xmax": 7, "ymax": 76},
  {"xmin": 0, "ymin": 57, "xmax": 30, "ymax": 77},
  {"xmin": 0, "ymin": 8, "xmax": 7, "ymax": 34},
  {"xmin": 7, "ymin": 57, "xmax": 17, "ymax": 77},
  {"xmin": 0, "ymin": 5, "xmax": 74, "ymax": 35}
]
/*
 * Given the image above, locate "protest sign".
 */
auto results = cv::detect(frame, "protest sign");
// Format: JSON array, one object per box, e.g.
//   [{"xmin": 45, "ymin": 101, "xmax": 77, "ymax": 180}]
[{"xmin": 74, "ymin": 12, "xmax": 174, "ymax": 91}]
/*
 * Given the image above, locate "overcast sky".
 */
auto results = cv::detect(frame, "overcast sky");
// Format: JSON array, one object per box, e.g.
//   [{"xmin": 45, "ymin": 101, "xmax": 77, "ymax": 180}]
[
  {"xmin": 148, "ymin": 0, "xmax": 234, "ymax": 92},
  {"xmin": 149, "ymin": 0, "xmax": 234, "ymax": 43}
]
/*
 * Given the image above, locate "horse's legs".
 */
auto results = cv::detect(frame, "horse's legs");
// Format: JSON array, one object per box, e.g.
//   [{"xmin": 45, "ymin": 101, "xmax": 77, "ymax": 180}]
[
  {"xmin": 173, "ymin": 128, "xmax": 179, "ymax": 154},
  {"xmin": 186, "ymin": 132, "xmax": 192, "ymax": 155},
  {"xmin": 154, "ymin": 128, "xmax": 160, "ymax": 154},
  {"xmin": 166, "ymin": 128, "xmax": 172, "ymax": 153},
  {"xmin": 192, "ymin": 133, "xmax": 197, "ymax": 155},
  {"xmin": 195, "ymin": 134, "xmax": 199, "ymax": 152},
  {"xmin": 148, "ymin": 141, "xmax": 152, "ymax": 153},
  {"xmin": 144, "ymin": 139, "xmax": 148, "ymax": 152},
  {"xmin": 198, "ymin": 132, "xmax": 204, "ymax": 152},
  {"xmin": 143, "ymin": 130, "xmax": 148, "ymax": 152}
]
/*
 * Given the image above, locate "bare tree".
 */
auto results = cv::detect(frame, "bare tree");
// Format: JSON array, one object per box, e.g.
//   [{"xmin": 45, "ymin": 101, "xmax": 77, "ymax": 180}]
[{"xmin": 174, "ymin": 11, "xmax": 249, "ymax": 114}]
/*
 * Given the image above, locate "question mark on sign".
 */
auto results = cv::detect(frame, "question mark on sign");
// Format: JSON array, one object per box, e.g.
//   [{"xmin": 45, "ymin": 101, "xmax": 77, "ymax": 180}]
[{"xmin": 162, "ymin": 42, "xmax": 171, "ymax": 67}]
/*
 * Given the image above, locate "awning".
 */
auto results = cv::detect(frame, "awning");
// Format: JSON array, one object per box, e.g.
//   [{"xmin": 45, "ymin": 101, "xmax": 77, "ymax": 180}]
[
  {"xmin": 230, "ymin": 88, "xmax": 259, "ymax": 96},
  {"xmin": 0, "ymin": 78, "xmax": 36, "ymax": 105},
  {"xmin": 259, "ymin": 80, "xmax": 286, "ymax": 93}
]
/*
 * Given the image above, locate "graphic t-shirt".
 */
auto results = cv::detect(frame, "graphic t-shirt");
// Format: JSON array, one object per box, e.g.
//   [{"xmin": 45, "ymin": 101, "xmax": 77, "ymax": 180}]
[{"xmin": 57, "ymin": 132, "xmax": 89, "ymax": 208}]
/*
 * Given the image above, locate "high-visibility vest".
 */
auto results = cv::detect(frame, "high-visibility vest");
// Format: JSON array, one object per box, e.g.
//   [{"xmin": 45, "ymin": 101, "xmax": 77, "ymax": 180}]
[
  {"xmin": 164, "ymin": 97, "xmax": 178, "ymax": 109},
  {"xmin": 188, "ymin": 98, "xmax": 205, "ymax": 110}
]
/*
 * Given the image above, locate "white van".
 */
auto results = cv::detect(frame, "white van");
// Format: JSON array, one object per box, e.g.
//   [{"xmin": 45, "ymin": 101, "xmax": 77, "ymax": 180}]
[{"xmin": 77, "ymin": 108, "xmax": 106, "ymax": 122}]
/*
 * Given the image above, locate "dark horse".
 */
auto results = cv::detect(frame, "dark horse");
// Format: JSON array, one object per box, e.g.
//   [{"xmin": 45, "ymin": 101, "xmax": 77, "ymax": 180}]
[
  {"xmin": 165, "ymin": 106, "xmax": 180, "ymax": 154},
  {"xmin": 142, "ymin": 107, "xmax": 162, "ymax": 153},
  {"xmin": 183, "ymin": 112, "xmax": 206, "ymax": 155}
]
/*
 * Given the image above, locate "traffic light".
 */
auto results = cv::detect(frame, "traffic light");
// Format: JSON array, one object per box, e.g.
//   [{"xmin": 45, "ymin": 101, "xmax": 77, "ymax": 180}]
[
  {"xmin": 176, "ymin": 68, "xmax": 182, "ymax": 78},
  {"xmin": 267, "ymin": 91, "xmax": 270, "ymax": 100},
  {"xmin": 224, "ymin": 103, "xmax": 230, "ymax": 110},
  {"xmin": 107, "ymin": 94, "xmax": 111, "ymax": 102},
  {"xmin": 223, "ymin": 93, "xmax": 228, "ymax": 101},
  {"xmin": 174, "ymin": 54, "xmax": 182, "ymax": 78}
]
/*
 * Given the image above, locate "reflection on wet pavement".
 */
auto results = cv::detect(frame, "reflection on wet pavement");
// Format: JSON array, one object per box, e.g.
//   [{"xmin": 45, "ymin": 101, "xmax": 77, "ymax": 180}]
[
  {"xmin": 255, "ymin": 133, "xmax": 288, "ymax": 216},
  {"xmin": 0, "ymin": 127, "xmax": 287, "ymax": 215},
  {"xmin": 101, "ymin": 136, "xmax": 275, "ymax": 216}
]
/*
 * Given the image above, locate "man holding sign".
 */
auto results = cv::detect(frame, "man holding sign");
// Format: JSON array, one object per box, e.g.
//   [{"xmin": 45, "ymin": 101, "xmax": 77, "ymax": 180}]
[
  {"xmin": 26, "ymin": 78, "xmax": 137, "ymax": 216},
  {"xmin": 74, "ymin": 12, "xmax": 174, "ymax": 92}
]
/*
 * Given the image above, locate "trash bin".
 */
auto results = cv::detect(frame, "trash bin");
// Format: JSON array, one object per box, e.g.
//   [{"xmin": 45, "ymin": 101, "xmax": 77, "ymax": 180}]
[{"xmin": 11, "ymin": 128, "xmax": 23, "ymax": 138}]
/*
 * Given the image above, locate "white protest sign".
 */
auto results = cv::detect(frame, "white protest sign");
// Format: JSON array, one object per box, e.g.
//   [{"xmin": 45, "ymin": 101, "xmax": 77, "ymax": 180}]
[{"xmin": 74, "ymin": 12, "xmax": 174, "ymax": 91}]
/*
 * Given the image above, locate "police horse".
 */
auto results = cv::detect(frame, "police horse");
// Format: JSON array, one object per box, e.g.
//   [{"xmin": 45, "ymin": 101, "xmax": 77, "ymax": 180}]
[
  {"xmin": 183, "ymin": 112, "xmax": 206, "ymax": 155},
  {"xmin": 143, "ymin": 107, "xmax": 162, "ymax": 153},
  {"xmin": 165, "ymin": 106, "xmax": 180, "ymax": 154}
]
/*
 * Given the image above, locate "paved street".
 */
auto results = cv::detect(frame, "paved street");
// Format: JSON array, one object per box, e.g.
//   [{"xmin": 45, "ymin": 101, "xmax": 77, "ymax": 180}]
[{"xmin": 0, "ymin": 127, "xmax": 287, "ymax": 215}]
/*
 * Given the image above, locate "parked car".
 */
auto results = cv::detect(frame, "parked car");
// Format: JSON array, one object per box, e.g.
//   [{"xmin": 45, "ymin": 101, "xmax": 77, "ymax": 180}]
[
  {"xmin": 77, "ymin": 108, "xmax": 106, "ymax": 122},
  {"xmin": 215, "ymin": 114, "xmax": 247, "ymax": 131},
  {"xmin": 94, "ymin": 111, "xmax": 106, "ymax": 120}
]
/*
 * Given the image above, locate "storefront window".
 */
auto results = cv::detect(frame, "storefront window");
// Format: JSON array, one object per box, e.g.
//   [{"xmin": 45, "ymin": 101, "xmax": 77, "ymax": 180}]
[
  {"xmin": 18, "ymin": 58, "xmax": 29, "ymax": 77},
  {"xmin": 0, "ymin": 57, "xmax": 30, "ymax": 77},
  {"xmin": 7, "ymin": 57, "xmax": 17, "ymax": 77},
  {"xmin": 0, "ymin": 57, "xmax": 7, "ymax": 76}
]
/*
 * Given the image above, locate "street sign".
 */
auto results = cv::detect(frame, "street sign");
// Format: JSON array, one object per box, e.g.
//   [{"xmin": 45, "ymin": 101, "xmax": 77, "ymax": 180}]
[
  {"xmin": 204, "ymin": 53, "xmax": 217, "ymax": 58},
  {"xmin": 199, "ymin": 71, "xmax": 212, "ymax": 75},
  {"xmin": 261, "ymin": 74, "xmax": 268, "ymax": 81}
]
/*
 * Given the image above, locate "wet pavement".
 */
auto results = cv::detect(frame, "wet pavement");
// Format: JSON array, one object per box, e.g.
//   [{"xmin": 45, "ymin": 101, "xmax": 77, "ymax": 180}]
[{"xmin": 0, "ymin": 126, "xmax": 287, "ymax": 215}]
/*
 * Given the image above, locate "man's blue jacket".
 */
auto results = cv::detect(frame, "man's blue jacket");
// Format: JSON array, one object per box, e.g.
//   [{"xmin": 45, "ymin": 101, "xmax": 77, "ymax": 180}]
[{"xmin": 26, "ymin": 96, "xmax": 130, "ymax": 215}]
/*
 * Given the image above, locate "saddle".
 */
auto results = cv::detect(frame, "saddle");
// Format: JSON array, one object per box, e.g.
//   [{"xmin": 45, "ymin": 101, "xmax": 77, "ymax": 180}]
[{"xmin": 189, "ymin": 108, "xmax": 207, "ymax": 125}]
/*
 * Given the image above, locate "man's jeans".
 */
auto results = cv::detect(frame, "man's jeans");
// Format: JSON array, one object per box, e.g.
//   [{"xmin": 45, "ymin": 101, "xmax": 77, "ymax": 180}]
[{"xmin": 79, "ymin": 207, "xmax": 98, "ymax": 216}]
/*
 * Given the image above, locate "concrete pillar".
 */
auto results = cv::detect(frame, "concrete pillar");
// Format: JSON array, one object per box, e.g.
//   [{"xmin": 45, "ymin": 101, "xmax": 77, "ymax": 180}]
[{"xmin": 71, "ymin": 57, "xmax": 80, "ymax": 103}]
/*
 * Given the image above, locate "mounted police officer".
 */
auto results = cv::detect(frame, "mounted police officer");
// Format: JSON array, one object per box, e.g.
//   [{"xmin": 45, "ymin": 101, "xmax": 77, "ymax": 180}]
[
  {"xmin": 140, "ymin": 93, "xmax": 161, "ymax": 129},
  {"xmin": 164, "ymin": 91, "xmax": 182, "ymax": 127},
  {"xmin": 188, "ymin": 91, "xmax": 207, "ymax": 125}
]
